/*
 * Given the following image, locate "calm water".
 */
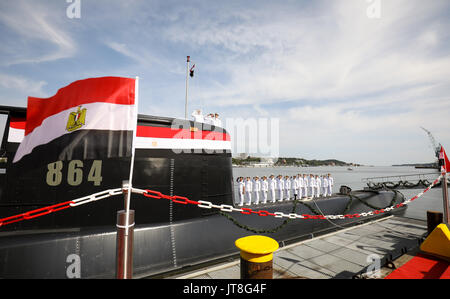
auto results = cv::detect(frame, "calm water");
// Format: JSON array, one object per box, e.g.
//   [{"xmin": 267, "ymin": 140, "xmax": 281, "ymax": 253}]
[{"xmin": 232, "ymin": 166, "xmax": 447, "ymax": 221}]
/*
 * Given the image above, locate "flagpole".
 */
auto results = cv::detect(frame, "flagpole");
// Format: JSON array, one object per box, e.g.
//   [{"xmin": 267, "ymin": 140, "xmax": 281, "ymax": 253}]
[
  {"xmin": 126, "ymin": 76, "xmax": 138, "ymax": 234},
  {"xmin": 117, "ymin": 76, "xmax": 139, "ymax": 279},
  {"xmin": 185, "ymin": 56, "xmax": 190, "ymax": 119}
]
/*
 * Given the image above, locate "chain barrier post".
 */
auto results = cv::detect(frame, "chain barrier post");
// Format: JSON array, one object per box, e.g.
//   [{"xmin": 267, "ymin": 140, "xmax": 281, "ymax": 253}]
[
  {"xmin": 116, "ymin": 181, "xmax": 135, "ymax": 279},
  {"xmin": 420, "ymin": 163, "xmax": 450, "ymax": 261},
  {"xmin": 442, "ymin": 172, "xmax": 450, "ymax": 225},
  {"xmin": 439, "ymin": 155, "xmax": 450, "ymax": 224},
  {"xmin": 235, "ymin": 235, "xmax": 279, "ymax": 279}
]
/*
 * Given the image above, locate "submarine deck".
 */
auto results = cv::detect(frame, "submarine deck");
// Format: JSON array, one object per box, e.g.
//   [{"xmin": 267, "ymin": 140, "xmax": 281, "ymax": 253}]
[{"xmin": 170, "ymin": 216, "xmax": 428, "ymax": 279}]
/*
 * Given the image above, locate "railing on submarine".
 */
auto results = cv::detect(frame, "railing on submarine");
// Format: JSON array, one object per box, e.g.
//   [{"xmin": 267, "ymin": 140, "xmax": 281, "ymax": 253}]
[{"xmin": 362, "ymin": 172, "xmax": 448, "ymax": 190}]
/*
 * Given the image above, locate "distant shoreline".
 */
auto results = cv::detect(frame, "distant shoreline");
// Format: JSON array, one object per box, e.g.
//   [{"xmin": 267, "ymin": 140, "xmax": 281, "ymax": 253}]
[
  {"xmin": 232, "ymin": 156, "xmax": 361, "ymax": 167},
  {"xmin": 232, "ymin": 156, "xmax": 439, "ymax": 168}
]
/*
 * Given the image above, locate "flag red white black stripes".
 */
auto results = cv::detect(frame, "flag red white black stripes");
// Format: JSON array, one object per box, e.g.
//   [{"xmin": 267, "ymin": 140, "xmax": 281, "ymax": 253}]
[
  {"xmin": 13, "ymin": 76, "xmax": 136, "ymax": 164},
  {"xmin": 8, "ymin": 117, "xmax": 26, "ymax": 143},
  {"xmin": 439, "ymin": 146, "xmax": 450, "ymax": 173},
  {"xmin": 135, "ymin": 125, "xmax": 231, "ymax": 152},
  {"xmin": 7, "ymin": 124, "xmax": 232, "ymax": 154}
]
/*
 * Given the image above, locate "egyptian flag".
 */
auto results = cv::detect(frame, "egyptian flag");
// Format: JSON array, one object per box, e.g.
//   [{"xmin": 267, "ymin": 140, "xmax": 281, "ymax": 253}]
[
  {"xmin": 13, "ymin": 77, "xmax": 136, "ymax": 167},
  {"xmin": 439, "ymin": 146, "xmax": 450, "ymax": 173},
  {"xmin": 7, "ymin": 117, "xmax": 26, "ymax": 144}
]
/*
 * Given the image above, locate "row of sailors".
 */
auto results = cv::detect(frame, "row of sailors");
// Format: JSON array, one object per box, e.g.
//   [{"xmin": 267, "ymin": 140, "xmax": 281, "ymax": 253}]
[
  {"xmin": 191, "ymin": 110, "xmax": 222, "ymax": 127},
  {"xmin": 237, "ymin": 174, "xmax": 334, "ymax": 206}
]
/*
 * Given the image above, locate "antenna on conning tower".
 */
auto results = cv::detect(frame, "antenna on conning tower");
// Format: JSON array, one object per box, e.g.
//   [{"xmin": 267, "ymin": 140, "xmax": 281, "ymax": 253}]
[{"xmin": 421, "ymin": 127, "xmax": 441, "ymax": 159}]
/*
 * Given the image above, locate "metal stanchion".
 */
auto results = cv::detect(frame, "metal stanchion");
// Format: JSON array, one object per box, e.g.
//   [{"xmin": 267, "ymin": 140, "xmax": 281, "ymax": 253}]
[
  {"xmin": 439, "ymin": 154, "xmax": 450, "ymax": 224},
  {"xmin": 442, "ymin": 172, "xmax": 450, "ymax": 224},
  {"xmin": 116, "ymin": 210, "xmax": 134, "ymax": 279},
  {"xmin": 116, "ymin": 181, "xmax": 135, "ymax": 279}
]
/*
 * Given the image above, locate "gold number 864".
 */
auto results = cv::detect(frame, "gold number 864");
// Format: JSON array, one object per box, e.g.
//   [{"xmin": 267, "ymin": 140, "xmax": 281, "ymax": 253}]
[{"xmin": 46, "ymin": 160, "xmax": 103, "ymax": 186}]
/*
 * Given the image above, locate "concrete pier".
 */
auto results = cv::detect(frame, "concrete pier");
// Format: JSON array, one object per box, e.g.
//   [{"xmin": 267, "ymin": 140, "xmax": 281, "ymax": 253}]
[{"xmin": 172, "ymin": 216, "xmax": 427, "ymax": 279}]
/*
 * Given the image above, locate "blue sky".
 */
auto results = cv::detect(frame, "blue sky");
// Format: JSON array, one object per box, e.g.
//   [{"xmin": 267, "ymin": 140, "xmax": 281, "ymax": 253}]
[{"xmin": 1, "ymin": 0, "xmax": 450, "ymax": 165}]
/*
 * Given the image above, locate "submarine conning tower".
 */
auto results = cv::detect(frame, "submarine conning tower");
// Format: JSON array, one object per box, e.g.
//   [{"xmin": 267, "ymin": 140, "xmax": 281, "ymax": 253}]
[
  {"xmin": 131, "ymin": 115, "xmax": 235, "ymax": 223},
  {"xmin": 0, "ymin": 108, "xmax": 235, "ymax": 231}
]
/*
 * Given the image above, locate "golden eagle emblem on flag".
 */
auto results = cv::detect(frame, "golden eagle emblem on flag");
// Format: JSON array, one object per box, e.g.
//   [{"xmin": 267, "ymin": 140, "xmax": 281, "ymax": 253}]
[{"xmin": 66, "ymin": 106, "xmax": 87, "ymax": 132}]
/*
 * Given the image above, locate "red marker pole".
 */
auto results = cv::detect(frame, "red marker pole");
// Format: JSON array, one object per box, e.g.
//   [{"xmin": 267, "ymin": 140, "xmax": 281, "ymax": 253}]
[
  {"xmin": 442, "ymin": 170, "xmax": 449, "ymax": 224},
  {"xmin": 439, "ymin": 147, "xmax": 450, "ymax": 224}
]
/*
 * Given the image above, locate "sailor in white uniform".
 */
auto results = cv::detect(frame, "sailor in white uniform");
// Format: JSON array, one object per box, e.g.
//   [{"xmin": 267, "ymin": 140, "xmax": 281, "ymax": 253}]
[
  {"xmin": 292, "ymin": 175, "xmax": 299, "ymax": 200},
  {"xmin": 191, "ymin": 109, "xmax": 204, "ymax": 123},
  {"xmin": 204, "ymin": 113, "xmax": 214, "ymax": 125},
  {"xmin": 285, "ymin": 176, "xmax": 291, "ymax": 201},
  {"xmin": 315, "ymin": 175, "xmax": 321, "ymax": 198},
  {"xmin": 269, "ymin": 175, "xmax": 276, "ymax": 203},
  {"xmin": 302, "ymin": 174, "xmax": 309, "ymax": 198},
  {"xmin": 322, "ymin": 175, "xmax": 329, "ymax": 197},
  {"xmin": 327, "ymin": 173, "xmax": 334, "ymax": 197},
  {"xmin": 277, "ymin": 175, "xmax": 285, "ymax": 202},
  {"xmin": 214, "ymin": 113, "xmax": 222, "ymax": 127},
  {"xmin": 245, "ymin": 177, "xmax": 253, "ymax": 205},
  {"xmin": 253, "ymin": 176, "xmax": 261, "ymax": 205},
  {"xmin": 237, "ymin": 177, "xmax": 245, "ymax": 206},
  {"xmin": 309, "ymin": 174, "xmax": 316, "ymax": 198},
  {"xmin": 297, "ymin": 174, "xmax": 303, "ymax": 199},
  {"xmin": 261, "ymin": 176, "xmax": 269, "ymax": 204}
]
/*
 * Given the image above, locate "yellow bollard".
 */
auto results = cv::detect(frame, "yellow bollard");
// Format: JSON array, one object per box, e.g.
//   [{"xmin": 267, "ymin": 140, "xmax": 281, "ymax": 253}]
[
  {"xmin": 235, "ymin": 235, "xmax": 279, "ymax": 279},
  {"xmin": 420, "ymin": 223, "xmax": 450, "ymax": 262}
]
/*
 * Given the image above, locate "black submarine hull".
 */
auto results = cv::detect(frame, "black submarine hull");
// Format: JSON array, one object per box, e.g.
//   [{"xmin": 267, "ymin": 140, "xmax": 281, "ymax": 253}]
[
  {"xmin": 0, "ymin": 106, "xmax": 406, "ymax": 278},
  {"xmin": 0, "ymin": 190, "xmax": 405, "ymax": 279}
]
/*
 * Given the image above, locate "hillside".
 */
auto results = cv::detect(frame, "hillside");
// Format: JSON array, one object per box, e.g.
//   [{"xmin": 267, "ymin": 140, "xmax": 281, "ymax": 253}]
[{"xmin": 232, "ymin": 156, "xmax": 358, "ymax": 167}]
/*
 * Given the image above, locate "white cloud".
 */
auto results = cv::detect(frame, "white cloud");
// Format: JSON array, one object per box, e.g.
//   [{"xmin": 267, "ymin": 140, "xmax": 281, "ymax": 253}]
[
  {"xmin": 160, "ymin": 0, "xmax": 450, "ymax": 110},
  {"xmin": 152, "ymin": 0, "xmax": 450, "ymax": 164},
  {"xmin": 0, "ymin": 73, "xmax": 47, "ymax": 96},
  {"xmin": 0, "ymin": 73, "xmax": 48, "ymax": 107},
  {"xmin": 1, "ymin": 0, "xmax": 449, "ymax": 165},
  {"xmin": 105, "ymin": 41, "xmax": 146, "ymax": 64},
  {"xmin": 0, "ymin": 1, "xmax": 76, "ymax": 65}
]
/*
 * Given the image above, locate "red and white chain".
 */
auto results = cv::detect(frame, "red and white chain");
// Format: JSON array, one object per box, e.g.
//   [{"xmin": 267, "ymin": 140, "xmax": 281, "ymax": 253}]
[
  {"xmin": 70, "ymin": 188, "xmax": 123, "ymax": 207},
  {"xmin": 0, "ymin": 188, "xmax": 122, "ymax": 227},
  {"xmin": 0, "ymin": 173, "xmax": 443, "ymax": 228}
]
